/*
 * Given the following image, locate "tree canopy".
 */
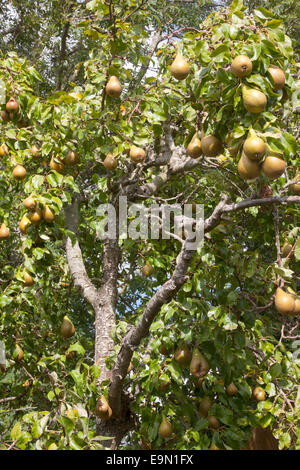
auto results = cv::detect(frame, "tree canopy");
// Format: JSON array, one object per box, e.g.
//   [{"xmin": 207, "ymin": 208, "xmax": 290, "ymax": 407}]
[{"xmin": 0, "ymin": 0, "xmax": 299, "ymax": 451}]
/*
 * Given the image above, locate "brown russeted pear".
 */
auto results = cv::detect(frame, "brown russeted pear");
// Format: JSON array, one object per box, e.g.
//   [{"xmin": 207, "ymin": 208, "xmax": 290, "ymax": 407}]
[
  {"xmin": 268, "ymin": 65, "xmax": 285, "ymax": 90},
  {"xmin": 242, "ymin": 87, "xmax": 267, "ymax": 113},
  {"xmin": 12, "ymin": 165, "xmax": 27, "ymax": 181},
  {"xmin": 201, "ymin": 135, "xmax": 222, "ymax": 157},
  {"xmin": 226, "ymin": 382, "xmax": 238, "ymax": 396},
  {"xmin": 61, "ymin": 315, "xmax": 75, "ymax": 338},
  {"xmin": 64, "ymin": 150, "xmax": 79, "ymax": 166},
  {"xmin": 6, "ymin": 97, "xmax": 19, "ymax": 113},
  {"xmin": 129, "ymin": 145, "xmax": 146, "ymax": 163},
  {"xmin": 105, "ymin": 76, "xmax": 122, "ymax": 98},
  {"xmin": 231, "ymin": 55, "xmax": 252, "ymax": 78},
  {"xmin": 243, "ymin": 132, "xmax": 265, "ymax": 161},
  {"xmin": 199, "ymin": 396, "xmax": 213, "ymax": 417},
  {"xmin": 103, "ymin": 152, "xmax": 118, "ymax": 171},
  {"xmin": 238, "ymin": 152, "xmax": 261, "ymax": 180},
  {"xmin": 19, "ymin": 215, "xmax": 31, "ymax": 234},
  {"xmin": 0, "ymin": 223, "xmax": 10, "ymax": 240},
  {"xmin": 187, "ymin": 133, "xmax": 202, "ymax": 159},
  {"xmin": 174, "ymin": 343, "xmax": 192, "ymax": 366},
  {"xmin": 262, "ymin": 156, "xmax": 286, "ymax": 179},
  {"xmin": 158, "ymin": 416, "xmax": 173, "ymax": 438},
  {"xmin": 208, "ymin": 416, "xmax": 220, "ymax": 430},
  {"xmin": 43, "ymin": 206, "xmax": 55, "ymax": 223},
  {"xmin": 95, "ymin": 395, "xmax": 112, "ymax": 420},
  {"xmin": 23, "ymin": 195, "xmax": 36, "ymax": 211},
  {"xmin": 170, "ymin": 54, "xmax": 190, "ymax": 80},
  {"xmin": 274, "ymin": 287, "xmax": 295, "ymax": 315},
  {"xmin": 190, "ymin": 348, "xmax": 209, "ymax": 378}
]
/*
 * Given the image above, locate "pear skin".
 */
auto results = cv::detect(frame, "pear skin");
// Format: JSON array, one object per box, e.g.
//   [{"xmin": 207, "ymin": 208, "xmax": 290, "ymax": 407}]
[
  {"xmin": 170, "ymin": 54, "xmax": 190, "ymax": 80},
  {"xmin": 190, "ymin": 348, "xmax": 209, "ymax": 378},
  {"xmin": 61, "ymin": 316, "xmax": 75, "ymax": 338},
  {"xmin": 158, "ymin": 416, "xmax": 173, "ymax": 438},
  {"xmin": 95, "ymin": 395, "xmax": 112, "ymax": 420}
]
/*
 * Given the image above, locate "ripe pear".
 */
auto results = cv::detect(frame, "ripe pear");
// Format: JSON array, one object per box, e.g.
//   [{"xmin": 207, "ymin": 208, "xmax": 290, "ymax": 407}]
[
  {"xmin": 170, "ymin": 54, "xmax": 190, "ymax": 80},
  {"xmin": 12, "ymin": 165, "xmax": 27, "ymax": 181},
  {"xmin": 30, "ymin": 145, "xmax": 41, "ymax": 158},
  {"xmin": 60, "ymin": 316, "xmax": 75, "ymax": 338},
  {"xmin": 208, "ymin": 415, "xmax": 220, "ymax": 430},
  {"xmin": 199, "ymin": 396, "xmax": 213, "ymax": 417},
  {"xmin": 190, "ymin": 348, "xmax": 209, "ymax": 378},
  {"xmin": 252, "ymin": 386, "xmax": 266, "ymax": 401},
  {"xmin": 274, "ymin": 287, "xmax": 295, "ymax": 315},
  {"xmin": 129, "ymin": 145, "xmax": 146, "ymax": 163},
  {"xmin": 6, "ymin": 97, "xmax": 19, "ymax": 113},
  {"xmin": 19, "ymin": 215, "xmax": 31, "ymax": 234},
  {"xmin": 23, "ymin": 271, "xmax": 34, "ymax": 287},
  {"xmin": 290, "ymin": 173, "xmax": 300, "ymax": 194},
  {"xmin": 23, "ymin": 195, "xmax": 36, "ymax": 211},
  {"xmin": 187, "ymin": 133, "xmax": 202, "ymax": 159},
  {"xmin": 43, "ymin": 205, "xmax": 55, "ymax": 223},
  {"xmin": 231, "ymin": 55, "xmax": 252, "ymax": 78},
  {"xmin": 158, "ymin": 416, "xmax": 173, "ymax": 438},
  {"xmin": 226, "ymin": 382, "xmax": 238, "ymax": 396},
  {"xmin": 243, "ymin": 87, "xmax": 267, "ymax": 113},
  {"xmin": 282, "ymin": 243, "xmax": 293, "ymax": 258},
  {"xmin": 268, "ymin": 65, "xmax": 285, "ymax": 90},
  {"xmin": 64, "ymin": 150, "xmax": 79, "ymax": 166},
  {"xmin": 292, "ymin": 297, "xmax": 300, "ymax": 315},
  {"xmin": 29, "ymin": 208, "xmax": 43, "ymax": 225},
  {"xmin": 243, "ymin": 135, "xmax": 265, "ymax": 161},
  {"xmin": 0, "ymin": 143, "xmax": 9, "ymax": 157},
  {"xmin": 50, "ymin": 156, "xmax": 64, "ymax": 173},
  {"xmin": 95, "ymin": 395, "xmax": 112, "ymax": 421},
  {"xmin": 105, "ymin": 76, "xmax": 122, "ymax": 98},
  {"xmin": 262, "ymin": 156, "xmax": 286, "ymax": 180},
  {"xmin": 158, "ymin": 375, "xmax": 171, "ymax": 391},
  {"xmin": 104, "ymin": 152, "xmax": 118, "ymax": 171},
  {"xmin": 238, "ymin": 152, "xmax": 261, "ymax": 180},
  {"xmin": 142, "ymin": 262, "xmax": 153, "ymax": 277},
  {"xmin": 14, "ymin": 343, "xmax": 24, "ymax": 362},
  {"xmin": 0, "ymin": 223, "xmax": 10, "ymax": 240},
  {"xmin": 174, "ymin": 343, "xmax": 192, "ymax": 366},
  {"xmin": 201, "ymin": 135, "xmax": 222, "ymax": 157}
]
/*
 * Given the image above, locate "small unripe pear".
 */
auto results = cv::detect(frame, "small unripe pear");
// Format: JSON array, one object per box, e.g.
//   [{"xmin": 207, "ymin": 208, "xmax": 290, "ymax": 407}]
[
  {"xmin": 208, "ymin": 415, "xmax": 220, "ymax": 430},
  {"xmin": 243, "ymin": 87, "xmax": 267, "ymax": 114},
  {"xmin": 252, "ymin": 386, "xmax": 266, "ymax": 401},
  {"xmin": 190, "ymin": 348, "xmax": 209, "ymax": 378},
  {"xmin": 262, "ymin": 156, "xmax": 286, "ymax": 180},
  {"xmin": 158, "ymin": 416, "xmax": 173, "ymax": 438},
  {"xmin": 238, "ymin": 152, "xmax": 261, "ymax": 180},
  {"xmin": 174, "ymin": 343, "xmax": 192, "ymax": 366},
  {"xmin": 187, "ymin": 134, "xmax": 202, "ymax": 159},
  {"xmin": 201, "ymin": 135, "xmax": 222, "ymax": 157},
  {"xmin": 268, "ymin": 65, "xmax": 285, "ymax": 90}
]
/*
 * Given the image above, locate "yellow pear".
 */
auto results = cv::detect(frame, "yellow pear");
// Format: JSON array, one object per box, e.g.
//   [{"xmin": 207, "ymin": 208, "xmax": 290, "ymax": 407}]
[
  {"xmin": 14, "ymin": 343, "xmax": 24, "ymax": 362},
  {"xmin": 274, "ymin": 287, "xmax": 295, "ymax": 315},
  {"xmin": 268, "ymin": 65, "xmax": 285, "ymax": 90},
  {"xmin": 174, "ymin": 343, "xmax": 192, "ymax": 366},
  {"xmin": 64, "ymin": 150, "xmax": 79, "ymax": 166},
  {"xmin": 0, "ymin": 143, "xmax": 9, "ymax": 157},
  {"xmin": 243, "ymin": 87, "xmax": 267, "ymax": 113},
  {"xmin": 19, "ymin": 215, "xmax": 31, "ymax": 234},
  {"xmin": 226, "ymin": 382, "xmax": 238, "ymax": 396},
  {"xmin": 290, "ymin": 173, "xmax": 300, "ymax": 194},
  {"xmin": 142, "ymin": 262, "xmax": 153, "ymax": 277},
  {"xmin": 23, "ymin": 195, "xmax": 36, "ymax": 211},
  {"xmin": 103, "ymin": 152, "xmax": 118, "ymax": 170},
  {"xmin": 23, "ymin": 271, "xmax": 34, "ymax": 287},
  {"xmin": 201, "ymin": 135, "xmax": 222, "ymax": 157},
  {"xmin": 50, "ymin": 156, "xmax": 64, "ymax": 173},
  {"xmin": 243, "ymin": 133, "xmax": 265, "ymax": 161},
  {"xmin": 170, "ymin": 54, "xmax": 190, "ymax": 80},
  {"xmin": 105, "ymin": 76, "xmax": 122, "ymax": 98},
  {"xmin": 29, "ymin": 208, "xmax": 43, "ymax": 225},
  {"xmin": 95, "ymin": 395, "xmax": 112, "ymax": 420},
  {"xmin": 252, "ymin": 386, "xmax": 266, "ymax": 401},
  {"xmin": 43, "ymin": 206, "xmax": 55, "ymax": 223},
  {"xmin": 0, "ymin": 223, "xmax": 10, "ymax": 240},
  {"xmin": 262, "ymin": 156, "xmax": 286, "ymax": 180}
]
